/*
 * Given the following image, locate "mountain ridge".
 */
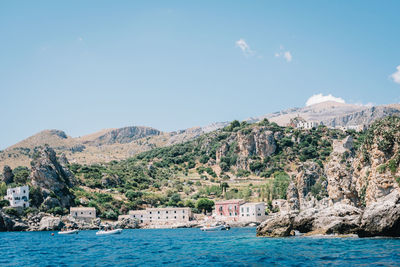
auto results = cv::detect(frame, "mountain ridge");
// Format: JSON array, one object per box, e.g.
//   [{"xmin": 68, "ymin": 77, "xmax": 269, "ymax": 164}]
[{"xmin": 1, "ymin": 101, "xmax": 399, "ymax": 169}]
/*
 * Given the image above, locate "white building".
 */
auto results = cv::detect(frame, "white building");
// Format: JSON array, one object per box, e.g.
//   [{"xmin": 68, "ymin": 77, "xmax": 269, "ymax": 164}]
[
  {"xmin": 296, "ymin": 121, "xmax": 321, "ymax": 129},
  {"xmin": 128, "ymin": 207, "xmax": 192, "ymax": 224},
  {"xmin": 239, "ymin": 202, "xmax": 267, "ymax": 223},
  {"xmin": 70, "ymin": 207, "xmax": 96, "ymax": 222},
  {"xmin": 4, "ymin": 185, "xmax": 29, "ymax": 208}
]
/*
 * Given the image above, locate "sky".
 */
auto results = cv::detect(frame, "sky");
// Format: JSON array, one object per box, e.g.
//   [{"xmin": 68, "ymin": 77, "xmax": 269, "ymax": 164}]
[{"xmin": 0, "ymin": 1, "xmax": 400, "ymax": 149}]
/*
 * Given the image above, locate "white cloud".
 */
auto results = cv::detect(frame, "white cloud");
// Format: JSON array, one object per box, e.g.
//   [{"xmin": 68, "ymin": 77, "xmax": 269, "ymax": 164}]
[
  {"xmin": 275, "ymin": 45, "xmax": 292, "ymax": 62},
  {"xmin": 283, "ymin": 51, "xmax": 292, "ymax": 62},
  {"xmin": 235, "ymin": 39, "xmax": 254, "ymax": 56},
  {"xmin": 391, "ymin": 65, "xmax": 400, "ymax": 84},
  {"xmin": 305, "ymin": 93, "xmax": 346, "ymax": 106}
]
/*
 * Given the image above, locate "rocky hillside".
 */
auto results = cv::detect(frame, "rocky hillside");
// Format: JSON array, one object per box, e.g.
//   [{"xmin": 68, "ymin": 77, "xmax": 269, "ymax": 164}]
[
  {"xmin": 257, "ymin": 116, "xmax": 400, "ymax": 237},
  {"xmin": 1, "ymin": 102, "xmax": 399, "ymax": 170}
]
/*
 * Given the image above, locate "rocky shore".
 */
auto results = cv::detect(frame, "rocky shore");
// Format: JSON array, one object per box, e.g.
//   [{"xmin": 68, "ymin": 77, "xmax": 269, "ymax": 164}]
[{"xmin": 257, "ymin": 118, "xmax": 400, "ymax": 237}]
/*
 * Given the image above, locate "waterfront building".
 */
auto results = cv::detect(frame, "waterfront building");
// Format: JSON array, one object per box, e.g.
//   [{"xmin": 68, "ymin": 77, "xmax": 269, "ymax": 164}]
[
  {"xmin": 4, "ymin": 185, "xmax": 29, "ymax": 208},
  {"xmin": 128, "ymin": 207, "xmax": 192, "ymax": 224},
  {"xmin": 70, "ymin": 207, "xmax": 96, "ymax": 222},
  {"xmin": 214, "ymin": 199, "xmax": 245, "ymax": 221},
  {"xmin": 239, "ymin": 202, "xmax": 267, "ymax": 223}
]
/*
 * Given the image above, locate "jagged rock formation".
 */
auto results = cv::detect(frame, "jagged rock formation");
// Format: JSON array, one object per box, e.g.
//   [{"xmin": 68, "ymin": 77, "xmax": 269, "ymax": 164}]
[
  {"xmin": 30, "ymin": 146, "xmax": 76, "ymax": 209},
  {"xmin": 258, "ymin": 116, "xmax": 400, "ymax": 237},
  {"xmin": 1, "ymin": 165, "xmax": 14, "ymax": 184}
]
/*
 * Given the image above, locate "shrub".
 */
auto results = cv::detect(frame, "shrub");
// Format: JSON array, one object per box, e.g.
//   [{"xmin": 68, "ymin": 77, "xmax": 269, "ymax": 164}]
[
  {"xmin": 4, "ymin": 207, "xmax": 18, "ymax": 216},
  {"xmin": 12, "ymin": 166, "xmax": 30, "ymax": 184},
  {"xmin": 0, "ymin": 199, "xmax": 10, "ymax": 208},
  {"xmin": 236, "ymin": 169, "xmax": 250, "ymax": 177}
]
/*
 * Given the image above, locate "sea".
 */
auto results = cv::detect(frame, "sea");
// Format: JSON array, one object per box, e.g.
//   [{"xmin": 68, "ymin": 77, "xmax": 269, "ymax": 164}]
[{"xmin": 0, "ymin": 227, "xmax": 400, "ymax": 266}]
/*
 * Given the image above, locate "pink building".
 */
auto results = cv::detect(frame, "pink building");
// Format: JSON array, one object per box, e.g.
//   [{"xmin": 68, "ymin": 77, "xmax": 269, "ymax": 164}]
[{"xmin": 214, "ymin": 199, "xmax": 245, "ymax": 221}]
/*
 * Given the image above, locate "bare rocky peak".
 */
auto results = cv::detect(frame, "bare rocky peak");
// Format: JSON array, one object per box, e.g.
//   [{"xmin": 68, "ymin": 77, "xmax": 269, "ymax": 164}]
[{"xmin": 81, "ymin": 126, "xmax": 162, "ymax": 146}]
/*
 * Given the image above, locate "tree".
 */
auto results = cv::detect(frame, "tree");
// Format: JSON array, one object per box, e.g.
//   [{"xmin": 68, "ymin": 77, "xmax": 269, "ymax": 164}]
[
  {"xmin": 12, "ymin": 166, "xmax": 30, "ymax": 184},
  {"xmin": 196, "ymin": 198, "xmax": 214, "ymax": 214},
  {"xmin": 220, "ymin": 182, "xmax": 229, "ymax": 196}
]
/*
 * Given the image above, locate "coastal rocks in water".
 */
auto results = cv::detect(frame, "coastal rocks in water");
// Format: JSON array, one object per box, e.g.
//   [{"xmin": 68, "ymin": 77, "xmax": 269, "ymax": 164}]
[
  {"xmin": 0, "ymin": 210, "xmax": 28, "ymax": 231},
  {"xmin": 30, "ymin": 146, "xmax": 76, "ymax": 208},
  {"xmin": 2, "ymin": 165, "xmax": 14, "ymax": 184},
  {"xmin": 358, "ymin": 190, "xmax": 400, "ymax": 237},
  {"xmin": 115, "ymin": 217, "xmax": 138, "ymax": 229},
  {"xmin": 39, "ymin": 216, "xmax": 64, "ymax": 231},
  {"xmin": 310, "ymin": 204, "xmax": 361, "ymax": 235},
  {"xmin": 256, "ymin": 212, "xmax": 295, "ymax": 237}
]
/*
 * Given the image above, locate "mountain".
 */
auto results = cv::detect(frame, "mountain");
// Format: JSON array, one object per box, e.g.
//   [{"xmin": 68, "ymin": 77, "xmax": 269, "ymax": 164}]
[{"xmin": 1, "ymin": 101, "xmax": 400, "ymax": 169}]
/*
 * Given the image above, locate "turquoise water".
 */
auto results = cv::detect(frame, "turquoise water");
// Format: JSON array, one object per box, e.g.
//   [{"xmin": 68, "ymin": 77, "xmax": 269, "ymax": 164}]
[{"xmin": 1, "ymin": 228, "xmax": 400, "ymax": 266}]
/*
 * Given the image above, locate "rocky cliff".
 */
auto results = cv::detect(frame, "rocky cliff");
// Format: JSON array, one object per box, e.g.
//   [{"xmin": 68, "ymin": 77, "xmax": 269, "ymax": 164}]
[{"xmin": 257, "ymin": 116, "xmax": 400, "ymax": 237}]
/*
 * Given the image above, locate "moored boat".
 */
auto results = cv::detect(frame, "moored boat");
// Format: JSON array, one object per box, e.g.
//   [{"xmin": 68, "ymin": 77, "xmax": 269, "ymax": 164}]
[
  {"xmin": 96, "ymin": 229, "xmax": 123, "ymax": 236},
  {"xmin": 200, "ymin": 223, "xmax": 230, "ymax": 231},
  {"xmin": 58, "ymin": 229, "xmax": 79, "ymax": 235}
]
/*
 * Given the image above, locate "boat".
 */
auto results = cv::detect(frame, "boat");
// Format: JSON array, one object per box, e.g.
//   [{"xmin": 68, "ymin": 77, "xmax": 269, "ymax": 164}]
[
  {"xmin": 96, "ymin": 229, "xmax": 123, "ymax": 236},
  {"xmin": 58, "ymin": 229, "xmax": 79, "ymax": 235},
  {"xmin": 200, "ymin": 223, "xmax": 230, "ymax": 231}
]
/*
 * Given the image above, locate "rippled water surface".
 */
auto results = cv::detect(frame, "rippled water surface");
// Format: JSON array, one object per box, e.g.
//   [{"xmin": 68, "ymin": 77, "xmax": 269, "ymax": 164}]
[{"xmin": 1, "ymin": 228, "xmax": 400, "ymax": 266}]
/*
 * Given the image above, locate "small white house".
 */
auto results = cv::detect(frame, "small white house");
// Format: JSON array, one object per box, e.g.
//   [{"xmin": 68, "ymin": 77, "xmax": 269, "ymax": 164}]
[
  {"xmin": 296, "ymin": 121, "xmax": 321, "ymax": 129},
  {"xmin": 4, "ymin": 185, "xmax": 29, "ymax": 208},
  {"xmin": 70, "ymin": 207, "xmax": 96, "ymax": 222},
  {"xmin": 239, "ymin": 202, "xmax": 267, "ymax": 223}
]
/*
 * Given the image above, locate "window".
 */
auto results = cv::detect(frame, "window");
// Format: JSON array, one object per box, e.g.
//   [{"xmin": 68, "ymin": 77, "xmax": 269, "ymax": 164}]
[
  {"xmin": 229, "ymin": 213, "xmax": 232, "ymax": 216},
  {"xmin": 141, "ymin": 215, "xmax": 143, "ymax": 218},
  {"xmin": 158, "ymin": 211, "xmax": 160, "ymax": 214},
  {"xmin": 241, "ymin": 207, "xmax": 244, "ymax": 212},
  {"xmin": 174, "ymin": 216, "xmax": 176, "ymax": 219},
  {"xmin": 89, "ymin": 212, "xmax": 92, "ymax": 215},
  {"xmin": 247, "ymin": 207, "xmax": 249, "ymax": 212},
  {"xmin": 183, "ymin": 216, "xmax": 185, "ymax": 219},
  {"xmin": 23, "ymin": 190, "xmax": 26, "ymax": 193},
  {"xmin": 81, "ymin": 212, "xmax": 83, "ymax": 214},
  {"xmin": 220, "ymin": 213, "xmax": 222, "ymax": 215},
  {"xmin": 182, "ymin": 210, "xmax": 185, "ymax": 213},
  {"xmin": 158, "ymin": 217, "xmax": 160, "ymax": 219},
  {"xmin": 166, "ymin": 217, "xmax": 168, "ymax": 219},
  {"xmin": 174, "ymin": 211, "xmax": 177, "ymax": 213},
  {"xmin": 166, "ymin": 211, "xmax": 168, "ymax": 214},
  {"xmin": 219, "ymin": 206, "xmax": 223, "ymax": 211}
]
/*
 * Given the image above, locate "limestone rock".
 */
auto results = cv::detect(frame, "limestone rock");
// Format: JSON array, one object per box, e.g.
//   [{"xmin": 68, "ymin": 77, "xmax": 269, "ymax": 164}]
[
  {"xmin": 358, "ymin": 190, "xmax": 400, "ymax": 237},
  {"xmin": 39, "ymin": 216, "xmax": 64, "ymax": 231},
  {"xmin": 256, "ymin": 212, "xmax": 296, "ymax": 237},
  {"xmin": 30, "ymin": 146, "xmax": 76, "ymax": 208}
]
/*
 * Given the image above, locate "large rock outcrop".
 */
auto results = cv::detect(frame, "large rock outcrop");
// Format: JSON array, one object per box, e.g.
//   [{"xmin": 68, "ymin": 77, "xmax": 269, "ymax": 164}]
[{"xmin": 30, "ymin": 146, "xmax": 76, "ymax": 209}]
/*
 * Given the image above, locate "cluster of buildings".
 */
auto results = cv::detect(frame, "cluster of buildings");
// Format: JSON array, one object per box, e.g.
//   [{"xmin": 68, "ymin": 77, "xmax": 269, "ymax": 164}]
[
  {"xmin": 3, "ymin": 186, "xmax": 267, "ymax": 226},
  {"xmin": 288, "ymin": 116, "xmax": 366, "ymax": 132}
]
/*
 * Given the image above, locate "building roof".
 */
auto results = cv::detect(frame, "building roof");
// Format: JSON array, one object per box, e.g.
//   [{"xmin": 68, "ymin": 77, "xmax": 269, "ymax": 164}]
[
  {"xmin": 240, "ymin": 202, "xmax": 265, "ymax": 206},
  {"xmin": 215, "ymin": 199, "xmax": 245, "ymax": 205},
  {"xmin": 146, "ymin": 207, "xmax": 191, "ymax": 211},
  {"xmin": 70, "ymin": 207, "xmax": 96, "ymax": 211}
]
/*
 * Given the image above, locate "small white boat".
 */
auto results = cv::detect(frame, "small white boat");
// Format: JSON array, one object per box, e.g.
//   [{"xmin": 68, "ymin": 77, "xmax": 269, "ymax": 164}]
[
  {"xmin": 58, "ymin": 229, "xmax": 79, "ymax": 235},
  {"xmin": 96, "ymin": 229, "xmax": 123, "ymax": 236},
  {"xmin": 200, "ymin": 224, "xmax": 229, "ymax": 231}
]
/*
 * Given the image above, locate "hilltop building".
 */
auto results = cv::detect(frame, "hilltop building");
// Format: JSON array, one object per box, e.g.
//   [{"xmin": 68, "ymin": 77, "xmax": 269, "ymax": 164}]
[
  {"xmin": 70, "ymin": 207, "xmax": 96, "ymax": 222},
  {"xmin": 127, "ymin": 207, "xmax": 192, "ymax": 224},
  {"xmin": 239, "ymin": 202, "xmax": 267, "ymax": 223},
  {"xmin": 296, "ymin": 121, "xmax": 321, "ymax": 129},
  {"xmin": 4, "ymin": 185, "xmax": 29, "ymax": 208}
]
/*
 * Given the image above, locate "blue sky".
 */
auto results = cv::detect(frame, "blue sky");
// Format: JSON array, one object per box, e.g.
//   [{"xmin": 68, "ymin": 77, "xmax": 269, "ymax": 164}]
[{"xmin": 0, "ymin": 1, "xmax": 399, "ymax": 149}]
